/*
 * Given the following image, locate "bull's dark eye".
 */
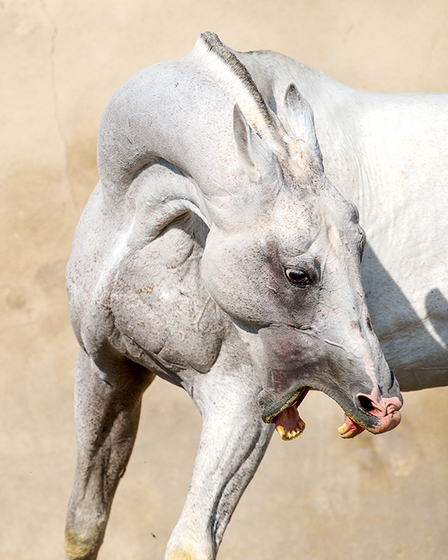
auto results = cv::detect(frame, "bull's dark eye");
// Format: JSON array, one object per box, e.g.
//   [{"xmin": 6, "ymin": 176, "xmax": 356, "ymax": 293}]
[{"xmin": 285, "ymin": 268, "xmax": 312, "ymax": 285}]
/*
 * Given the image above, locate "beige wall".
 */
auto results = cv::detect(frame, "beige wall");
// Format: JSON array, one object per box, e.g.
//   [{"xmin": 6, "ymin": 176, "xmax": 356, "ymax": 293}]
[{"xmin": 1, "ymin": 1, "xmax": 448, "ymax": 558}]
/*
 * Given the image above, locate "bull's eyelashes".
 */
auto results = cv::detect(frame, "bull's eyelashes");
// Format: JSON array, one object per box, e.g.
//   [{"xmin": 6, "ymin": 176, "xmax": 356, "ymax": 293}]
[{"xmin": 284, "ymin": 267, "xmax": 313, "ymax": 286}]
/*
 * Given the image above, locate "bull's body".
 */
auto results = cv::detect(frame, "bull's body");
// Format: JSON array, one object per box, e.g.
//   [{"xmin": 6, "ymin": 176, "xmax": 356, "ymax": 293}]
[{"xmin": 65, "ymin": 33, "xmax": 446, "ymax": 560}]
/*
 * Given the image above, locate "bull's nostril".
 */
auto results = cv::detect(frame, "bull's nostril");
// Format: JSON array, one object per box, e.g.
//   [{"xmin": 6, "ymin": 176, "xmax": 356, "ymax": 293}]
[{"xmin": 358, "ymin": 395, "xmax": 376, "ymax": 413}]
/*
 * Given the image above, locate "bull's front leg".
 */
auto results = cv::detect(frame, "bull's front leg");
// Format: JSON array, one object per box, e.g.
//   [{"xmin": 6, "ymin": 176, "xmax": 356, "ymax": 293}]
[
  {"xmin": 65, "ymin": 347, "xmax": 154, "ymax": 560},
  {"xmin": 166, "ymin": 366, "xmax": 274, "ymax": 560}
]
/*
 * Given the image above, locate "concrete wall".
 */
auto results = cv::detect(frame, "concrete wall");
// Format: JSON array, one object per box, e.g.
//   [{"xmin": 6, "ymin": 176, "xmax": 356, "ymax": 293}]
[{"xmin": 1, "ymin": 1, "xmax": 448, "ymax": 558}]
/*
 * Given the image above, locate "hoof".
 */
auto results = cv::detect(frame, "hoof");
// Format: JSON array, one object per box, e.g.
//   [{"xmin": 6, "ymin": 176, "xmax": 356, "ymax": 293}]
[
  {"xmin": 166, "ymin": 543, "xmax": 214, "ymax": 560},
  {"xmin": 64, "ymin": 527, "xmax": 100, "ymax": 560}
]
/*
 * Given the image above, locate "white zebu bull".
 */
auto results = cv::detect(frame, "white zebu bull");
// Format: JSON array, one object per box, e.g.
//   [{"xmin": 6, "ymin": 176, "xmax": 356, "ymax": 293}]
[{"xmin": 65, "ymin": 32, "xmax": 447, "ymax": 559}]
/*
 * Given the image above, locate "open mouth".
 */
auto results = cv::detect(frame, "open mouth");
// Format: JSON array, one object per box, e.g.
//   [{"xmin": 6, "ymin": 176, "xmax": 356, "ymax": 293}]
[
  {"xmin": 265, "ymin": 386, "xmax": 367, "ymax": 441},
  {"xmin": 337, "ymin": 412, "xmax": 366, "ymax": 439},
  {"xmin": 260, "ymin": 378, "xmax": 401, "ymax": 442},
  {"xmin": 268, "ymin": 387, "xmax": 310, "ymax": 441}
]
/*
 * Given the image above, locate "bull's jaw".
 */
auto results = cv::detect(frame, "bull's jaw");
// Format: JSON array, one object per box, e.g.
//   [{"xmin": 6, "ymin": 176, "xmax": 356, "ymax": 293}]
[{"xmin": 256, "ymin": 324, "xmax": 403, "ymax": 440}]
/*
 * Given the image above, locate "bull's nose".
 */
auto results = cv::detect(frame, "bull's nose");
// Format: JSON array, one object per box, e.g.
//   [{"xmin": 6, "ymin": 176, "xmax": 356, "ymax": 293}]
[
  {"xmin": 357, "ymin": 394, "xmax": 380, "ymax": 415},
  {"xmin": 356, "ymin": 390, "xmax": 402, "ymax": 434},
  {"xmin": 356, "ymin": 392, "xmax": 402, "ymax": 417}
]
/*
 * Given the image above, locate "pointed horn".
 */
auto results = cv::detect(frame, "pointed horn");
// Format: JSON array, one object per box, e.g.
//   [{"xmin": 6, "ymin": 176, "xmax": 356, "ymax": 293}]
[{"xmin": 197, "ymin": 32, "xmax": 288, "ymax": 158}]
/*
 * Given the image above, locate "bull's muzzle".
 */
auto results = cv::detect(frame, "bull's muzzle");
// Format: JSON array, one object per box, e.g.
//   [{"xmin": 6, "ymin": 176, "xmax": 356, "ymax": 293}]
[{"xmin": 355, "ymin": 390, "xmax": 402, "ymax": 434}]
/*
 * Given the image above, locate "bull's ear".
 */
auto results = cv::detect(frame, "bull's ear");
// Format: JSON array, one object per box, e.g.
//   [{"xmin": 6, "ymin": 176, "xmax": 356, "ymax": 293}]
[
  {"xmin": 233, "ymin": 104, "xmax": 274, "ymax": 182},
  {"xmin": 284, "ymin": 84, "xmax": 323, "ymax": 170},
  {"xmin": 284, "ymin": 84, "xmax": 317, "ymax": 145}
]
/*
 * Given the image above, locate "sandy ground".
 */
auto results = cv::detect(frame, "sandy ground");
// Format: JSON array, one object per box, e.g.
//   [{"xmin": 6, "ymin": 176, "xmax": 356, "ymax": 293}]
[{"xmin": 1, "ymin": 1, "xmax": 448, "ymax": 558}]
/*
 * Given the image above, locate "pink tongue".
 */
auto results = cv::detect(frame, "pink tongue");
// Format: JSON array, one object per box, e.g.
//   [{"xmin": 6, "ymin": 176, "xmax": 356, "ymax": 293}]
[
  {"xmin": 338, "ymin": 415, "xmax": 365, "ymax": 439},
  {"xmin": 274, "ymin": 405, "xmax": 306, "ymax": 441}
]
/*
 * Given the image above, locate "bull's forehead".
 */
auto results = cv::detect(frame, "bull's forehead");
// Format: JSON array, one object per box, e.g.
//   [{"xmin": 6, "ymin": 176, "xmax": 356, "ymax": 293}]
[{"xmin": 269, "ymin": 187, "xmax": 360, "ymax": 256}]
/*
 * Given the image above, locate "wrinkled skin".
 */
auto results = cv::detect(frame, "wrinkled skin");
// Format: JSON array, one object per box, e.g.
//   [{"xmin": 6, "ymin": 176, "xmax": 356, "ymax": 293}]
[{"xmin": 65, "ymin": 33, "xmax": 402, "ymax": 560}]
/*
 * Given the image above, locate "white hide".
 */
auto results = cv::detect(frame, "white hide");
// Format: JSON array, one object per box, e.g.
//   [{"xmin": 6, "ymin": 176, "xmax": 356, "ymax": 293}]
[{"xmin": 64, "ymin": 32, "xmax": 447, "ymax": 560}]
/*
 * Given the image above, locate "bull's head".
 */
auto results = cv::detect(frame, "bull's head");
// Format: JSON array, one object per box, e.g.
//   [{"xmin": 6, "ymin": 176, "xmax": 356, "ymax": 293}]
[{"xmin": 201, "ymin": 83, "xmax": 402, "ymax": 440}]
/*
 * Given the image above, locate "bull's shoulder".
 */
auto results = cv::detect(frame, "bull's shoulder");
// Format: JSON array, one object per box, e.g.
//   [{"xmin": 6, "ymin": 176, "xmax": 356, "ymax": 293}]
[{"xmin": 67, "ymin": 168, "xmax": 228, "ymax": 377}]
